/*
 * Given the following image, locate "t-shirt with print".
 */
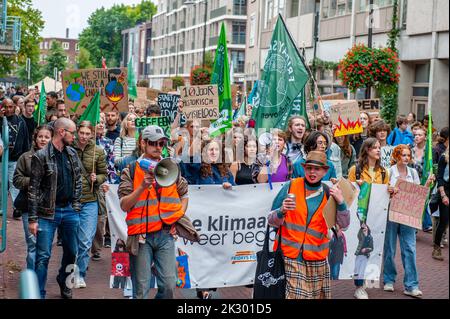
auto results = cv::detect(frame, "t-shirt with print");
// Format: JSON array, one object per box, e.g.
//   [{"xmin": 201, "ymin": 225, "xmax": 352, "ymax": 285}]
[{"xmin": 381, "ymin": 145, "xmax": 394, "ymax": 170}]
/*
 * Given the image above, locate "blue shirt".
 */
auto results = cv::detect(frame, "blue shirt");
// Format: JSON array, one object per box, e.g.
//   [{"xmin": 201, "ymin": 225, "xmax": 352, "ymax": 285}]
[
  {"xmin": 292, "ymin": 158, "xmax": 337, "ymax": 181},
  {"xmin": 181, "ymin": 162, "xmax": 236, "ymax": 185},
  {"xmin": 387, "ymin": 127, "xmax": 414, "ymax": 147}
]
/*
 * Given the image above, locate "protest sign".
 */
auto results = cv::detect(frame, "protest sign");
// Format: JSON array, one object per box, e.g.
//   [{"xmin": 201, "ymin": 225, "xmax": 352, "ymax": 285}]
[
  {"xmin": 158, "ymin": 93, "xmax": 186, "ymax": 125},
  {"xmin": 135, "ymin": 116, "xmax": 171, "ymax": 138},
  {"xmin": 179, "ymin": 84, "xmax": 219, "ymax": 121},
  {"xmin": 62, "ymin": 67, "xmax": 128, "ymax": 115},
  {"xmin": 106, "ymin": 183, "xmax": 390, "ymax": 287},
  {"xmin": 329, "ymin": 100, "xmax": 363, "ymax": 137},
  {"xmin": 323, "ymin": 178, "xmax": 359, "ymax": 228},
  {"xmin": 389, "ymin": 179, "xmax": 429, "ymax": 229}
]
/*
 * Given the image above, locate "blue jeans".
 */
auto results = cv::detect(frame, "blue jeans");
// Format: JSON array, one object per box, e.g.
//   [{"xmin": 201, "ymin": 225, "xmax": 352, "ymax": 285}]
[
  {"xmin": 130, "ymin": 229, "xmax": 176, "ymax": 299},
  {"xmin": 422, "ymin": 206, "xmax": 432, "ymax": 230},
  {"xmin": 35, "ymin": 205, "xmax": 80, "ymax": 299},
  {"xmin": 330, "ymin": 263, "xmax": 341, "ymax": 280},
  {"xmin": 383, "ymin": 220, "xmax": 419, "ymax": 291},
  {"xmin": 76, "ymin": 201, "xmax": 98, "ymax": 279},
  {"xmin": 22, "ymin": 213, "xmax": 36, "ymax": 270}
]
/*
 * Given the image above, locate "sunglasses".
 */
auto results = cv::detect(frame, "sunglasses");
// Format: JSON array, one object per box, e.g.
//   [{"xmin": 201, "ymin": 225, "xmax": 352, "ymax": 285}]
[{"xmin": 147, "ymin": 140, "xmax": 167, "ymax": 148}]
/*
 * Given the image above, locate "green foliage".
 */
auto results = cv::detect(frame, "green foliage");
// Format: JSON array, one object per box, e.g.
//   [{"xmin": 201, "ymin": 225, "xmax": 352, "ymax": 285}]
[
  {"xmin": 137, "ymin": 79, "xmax": 149, "ymax": 87},
  {"xmin": 77, "ymin": 47, "xmax": 94, "ymax": 69},
  {"xmin": 79, "ymin": 1, "xmax": 156, "ymax": 68},
  {"xmin": 0, "ymin": 0, "xmax": 44, "ymax": 77},
  {"xmin": 171, "ymin": 76, "xmax": 185, "ymax": 89},
  {"xmin": 42, "ymin": 41, "xmax": 67, "ymax": 77},
  {"xmin": 204, "ymin": 51, "xmax": 214, "ymax": 69},
  {"xmin": 312, "ymin": 58, "xmax": 338, "ymax": 70},
  {"xmin": 190, "ymin": 66, "xmax": 211, "ymax": 85}
]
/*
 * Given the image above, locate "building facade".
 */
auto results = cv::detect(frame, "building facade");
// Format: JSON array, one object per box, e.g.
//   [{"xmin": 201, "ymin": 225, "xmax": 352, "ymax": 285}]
[
  {"xmin": 39, "ymin": 29, "xmax": 79, "ymax": 68},
  {"xmin": 121, "ymin": 22, "xmax": 152, "ymax": 82},
  {"xmin": 245, "ymin": 0, "xmax": 449, "ymax": 129},
  {"xmin": 149, "ymin": 0, "xmax": 248, "ymax": 90}
]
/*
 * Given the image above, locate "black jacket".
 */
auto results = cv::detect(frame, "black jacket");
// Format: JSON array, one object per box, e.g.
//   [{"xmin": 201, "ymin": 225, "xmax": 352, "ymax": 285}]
[
  {"xmin": 28, "ymin": 142, "xmax": 83, "ymax": 222},
  {"xmin": 0, "ymin": 114, "xmax": 30, "ymax": 161}
]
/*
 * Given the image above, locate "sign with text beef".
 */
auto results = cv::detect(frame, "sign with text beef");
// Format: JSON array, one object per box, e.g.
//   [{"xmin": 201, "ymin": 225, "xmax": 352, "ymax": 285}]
[
  {"xmin": 158, "ymin": 93, "xmax": 186, "ymax": 125},
  {"xmin": 330, "ymin": 100, "xmax": 363, "ymax": 137},
  {"xmin": 62, "ymin": 68, "xmax": 128, "ymax": 115},
  {"xmin": 389, "ymin": 179, "xmax": 429, "ymax": 229},
  {"xmin": 180, "ymin": 85, "xmax": 219, "ymax": 121}
]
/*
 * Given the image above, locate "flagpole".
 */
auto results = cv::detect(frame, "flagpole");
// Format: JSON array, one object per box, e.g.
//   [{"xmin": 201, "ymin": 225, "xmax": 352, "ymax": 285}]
[{"xmin": 90, "ymin": 89, "xmax": 100, "ymax": 193}]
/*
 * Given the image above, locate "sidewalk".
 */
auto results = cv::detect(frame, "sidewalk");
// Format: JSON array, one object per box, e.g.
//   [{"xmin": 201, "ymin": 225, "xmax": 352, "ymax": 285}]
[{"xmin": 1, "ymin": 210, "xmax": 448, "ymax": 299}]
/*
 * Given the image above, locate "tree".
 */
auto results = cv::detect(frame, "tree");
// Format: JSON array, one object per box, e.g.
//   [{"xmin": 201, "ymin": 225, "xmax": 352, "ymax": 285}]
[
  {"xmin": 204, "ymin": 51, "xmax": 214, "ymax": 69},
  {"xmin": 0, "ymin": 0, "xmax": 44, "ymax": 77},
  {"xmin": 79, "ymin": 1, "xmax": 156, "ymax": 68},
  {"xmin": 17, "ymin": 59, "xmax": 43, "ymax": 84},
  {"xmin": 77, "ymin": 47, "xmax": 94, "ymax": 69},
  {"xmin": 42, "ymin": 41, "xmax": 67, "ymax": 78}
]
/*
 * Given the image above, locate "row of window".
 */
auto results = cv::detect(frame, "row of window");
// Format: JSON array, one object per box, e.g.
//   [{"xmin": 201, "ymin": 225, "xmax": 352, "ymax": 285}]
[
  {"xmin": 40, "ymin": 54, "xmax": 72, "ymax": 62},
  {"xmin": 40, "ymin": 41, "xmax": 79, "ymax": 51}
]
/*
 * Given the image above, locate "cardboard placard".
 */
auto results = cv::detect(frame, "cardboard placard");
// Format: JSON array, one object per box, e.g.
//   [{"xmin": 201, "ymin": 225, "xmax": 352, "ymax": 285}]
[
  {"xmin": 158, "ymin": 93, "xmax": 186, "ymax": 126},
  {"xmin": 135, "ymin": 116, "xmax": 171, "ymax": 138},
  {"xmin": 62, "ymin": 67, "xmax": 128, "ymax": 115},
  {"xmin": 179, "ymin": 84, "xmax": 219, "ymax": 121},
  {"xmin": 323, "ymin": 178, "xmax": 359, "ymax": 228},
  {"xmin": 329, "ymin": 100, "xmax": 363, "ymax": 137},
  {"xmin": 389, "ymin": 179, "xmax": 429, "ymax": 229}
]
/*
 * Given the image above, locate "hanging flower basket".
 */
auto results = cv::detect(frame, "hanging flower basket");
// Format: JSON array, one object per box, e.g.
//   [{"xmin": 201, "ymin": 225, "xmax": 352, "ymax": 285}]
[
  {"xmin": 190, "ymin": 65, "xmax": 212, "ymax": 85},
  {"xmin": 338, "ymin": 44, "xmax": 400, "ymax": 92}
]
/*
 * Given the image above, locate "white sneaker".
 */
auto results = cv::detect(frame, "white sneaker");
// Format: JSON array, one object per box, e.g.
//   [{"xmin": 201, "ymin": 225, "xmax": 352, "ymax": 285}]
[
  {"xmin": 75, "ymin": 277, "xmax": 86, "ymax": 289},
  {"xmin": 383, "ymin": 283, "xmax": 394, "ymax": 292},
  {"xmin": 354, "ymin": 287, "xmax": 369, "ymax": 299},
  {"xmin": 404, "ymin": 288, "xmax": 423, "ymax": 298}
]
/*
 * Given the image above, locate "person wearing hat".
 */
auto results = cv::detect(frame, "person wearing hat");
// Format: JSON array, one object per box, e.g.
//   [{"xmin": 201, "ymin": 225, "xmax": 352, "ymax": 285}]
[
  {"xmin": 268, "ymin": 151, "xmax": 350, "ymax": 299},
  {"xmin": 118, "ymin": 125, "xmax": 190, "ymax": 299}
]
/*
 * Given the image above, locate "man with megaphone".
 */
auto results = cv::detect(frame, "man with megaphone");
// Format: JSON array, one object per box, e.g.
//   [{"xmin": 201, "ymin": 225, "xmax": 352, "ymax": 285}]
[{"xmin": 118, "ymin": 125, "xmax": 190, "ymax": 299}]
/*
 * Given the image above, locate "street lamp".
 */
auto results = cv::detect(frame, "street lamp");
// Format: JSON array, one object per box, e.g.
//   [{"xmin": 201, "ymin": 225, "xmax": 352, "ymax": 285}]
[{"xmin": 185, "ymin": 0, "xmax": 208, "ymax": 67}]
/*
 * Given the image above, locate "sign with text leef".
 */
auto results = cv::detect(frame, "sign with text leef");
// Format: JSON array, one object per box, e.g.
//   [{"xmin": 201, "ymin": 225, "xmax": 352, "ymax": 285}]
[
  {"xmin": 389, "ymin": 179, "xmax": 429, "ymax": 229},
  {"xmin": 62, "ymin": 68, "xmax": 128, "ymax": 115},
  {"xmin": 329, "ymin": 100, "xmax": 363, "ymax": 137},
  {"xmin": 179, "ymin": 85, "xmax": 219, "ymax": 121}
]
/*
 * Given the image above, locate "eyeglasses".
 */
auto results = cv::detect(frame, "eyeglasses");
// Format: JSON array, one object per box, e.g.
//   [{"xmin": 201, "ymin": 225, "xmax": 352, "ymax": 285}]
[
  {"xmin": 64, "ymin": 129, "xmax": 76, "ymax": 135},
  {"xmin": 147, "ymin": 140, "xmax": 167, "ymax": 148}
]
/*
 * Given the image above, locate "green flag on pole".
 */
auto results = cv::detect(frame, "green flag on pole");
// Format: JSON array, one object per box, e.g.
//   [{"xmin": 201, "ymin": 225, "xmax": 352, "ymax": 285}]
[
  {"xmin": 34, "ymin": 81, "xmax": 46, "ymax": 126},
  {"xmin": 128, "ymin": 56, "xmax": 137, "ymax": 100},
  {"xmin": 79, "ymin": 91, "xmax": 101, "ymax": 125},
  {"xmin": 209, "ymin": 23, "xmax": 233, "ymax": 138},
  {"xmin": 421, "ymin": 107, "xmax": 434, "ymax": 186},
  {"xmin": 251, "ymin": 14, "xmax": 310, "ymax": 131},
  {"xmin": 291, "ymin": 88, "xmax": 310, "ymax": 129}
]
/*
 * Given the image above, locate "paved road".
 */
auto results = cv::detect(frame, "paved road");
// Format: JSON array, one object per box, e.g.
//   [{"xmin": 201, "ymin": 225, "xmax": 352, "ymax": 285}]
[{"xmin": 1, "ymin": 210, "xmax": 448, "ymax": 299}]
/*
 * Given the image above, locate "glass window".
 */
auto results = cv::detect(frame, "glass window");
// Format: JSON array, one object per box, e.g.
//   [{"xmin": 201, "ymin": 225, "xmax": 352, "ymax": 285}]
[
  {"xmin": 301, "ymin": 0, "xmax": 316, "ymax": 14},
  {"xmin": 412, "ymin": 87, "xmax": 429, "ymax": 97},
  {"xmin": 232, "ymin": 21, "xmax": 246, "ymax": 44},
  {"xmin": 231, "ymin": 51, "xmax": 245, "ymax": 73},
  {"xmin": 329, "ymin": 0, "xmax": 337, "ymax": 17},
  {"xmin": 414, "ymin": 63, "xmax": 430, "ymax": 83},
  {"xmin": 322, "ymin": 0, "xmax": 329, "ymax": 18},
  {"xmin": 401, "ymin": 0, "xmax": 407, "ymax": 28},
  {"xmin": 289, "ymin": 0, "xmax": 299, "ymax": 17}
]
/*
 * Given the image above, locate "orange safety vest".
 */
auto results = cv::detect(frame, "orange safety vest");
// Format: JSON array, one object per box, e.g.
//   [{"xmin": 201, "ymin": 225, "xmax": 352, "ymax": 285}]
[
  {"xmin": 126, "ymin": 162, "xmax": 184, "ymax": 236},
  {"xmin": 274, "ymin": 178, "xmax": 330, "ymax": 260}
]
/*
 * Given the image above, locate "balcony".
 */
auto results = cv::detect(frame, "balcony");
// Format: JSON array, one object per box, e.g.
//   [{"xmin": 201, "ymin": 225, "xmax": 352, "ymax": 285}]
[
  {"xmin": 233, "ymin": 5, "xmax": 247, "ymax": 16},
  {"xmin": 210, "ymin": 6, "xmax": 226, "ymax": 19},
  {"xmin": 0, "ymin": 16, "xmax": 21, "ymax": 55}
]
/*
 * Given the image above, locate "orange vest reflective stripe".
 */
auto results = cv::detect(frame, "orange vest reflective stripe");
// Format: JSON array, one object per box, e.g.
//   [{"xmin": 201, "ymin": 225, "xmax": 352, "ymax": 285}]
[
  {"xmin": 126, "ymin": 162, "xmax": 184, "ymax": 236},
  {"xmin": 274, "ymin": 178, "xmax": 330, "ymax": 260}
]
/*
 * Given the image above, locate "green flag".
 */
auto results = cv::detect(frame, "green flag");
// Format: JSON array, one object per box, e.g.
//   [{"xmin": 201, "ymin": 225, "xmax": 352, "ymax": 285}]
[
  {"xmin": 79, "ymin": 91, "xmax": 100, "ymax": 125},
  {"xmin": 291, "ymin": 88, "xmax": 310, "ymax": 129},
  {"xmin": 421, "ymin": 107, "xmax": 434, "ymax": 186},
  {"xmin": 234, "ymin": 97, "xmax": 246, "ymax": 121},
  {"xmin": 128, "ymin": 56, "xmax": 137, "ymax": 100},
  {"xmin": 209, "ymin": 23, "xmax": 233, "ymax": 138},
  {"xmin": 34, "ymin": 82, "xmax": 46, "ymax": 126},
  {"xmin": 251, "ymin": 15, "xmax": 309, "ymax": 131}
]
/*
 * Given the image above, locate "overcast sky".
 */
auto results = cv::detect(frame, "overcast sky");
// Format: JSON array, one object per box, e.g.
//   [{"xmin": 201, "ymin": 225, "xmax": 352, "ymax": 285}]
[{"xmin": 31, "ymin": 0, "xmax": 146, "ymax": 38}]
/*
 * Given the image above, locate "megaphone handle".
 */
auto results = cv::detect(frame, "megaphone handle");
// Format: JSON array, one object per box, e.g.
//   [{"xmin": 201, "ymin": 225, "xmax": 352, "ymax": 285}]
[{"xmin": 266, "ymin": 161, "xmax": 273, "ymax": 190}]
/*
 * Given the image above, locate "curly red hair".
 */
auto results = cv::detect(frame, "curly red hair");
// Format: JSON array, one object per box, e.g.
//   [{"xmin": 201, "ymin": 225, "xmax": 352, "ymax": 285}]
[{"xmin": 390, "ymin": 144, "xmax": 412, "ymax": 166}]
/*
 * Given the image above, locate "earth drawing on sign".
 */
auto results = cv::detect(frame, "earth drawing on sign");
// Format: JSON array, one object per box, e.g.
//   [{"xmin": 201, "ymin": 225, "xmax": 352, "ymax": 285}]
[{"xmin": 66, "ymin": 83, "xmax": 86, "ymax": 102}]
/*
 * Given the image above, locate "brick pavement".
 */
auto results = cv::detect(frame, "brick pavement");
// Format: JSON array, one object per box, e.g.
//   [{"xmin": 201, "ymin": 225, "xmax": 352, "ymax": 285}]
[{"xmin": 1, "ymin": 210, "xmax": 448, "ymax": 299}]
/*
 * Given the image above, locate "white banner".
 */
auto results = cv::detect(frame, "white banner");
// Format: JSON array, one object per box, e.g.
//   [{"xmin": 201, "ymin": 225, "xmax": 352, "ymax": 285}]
[{"xmin": 105, "ymin": 182, "xmax": 389, "ymax": 289}]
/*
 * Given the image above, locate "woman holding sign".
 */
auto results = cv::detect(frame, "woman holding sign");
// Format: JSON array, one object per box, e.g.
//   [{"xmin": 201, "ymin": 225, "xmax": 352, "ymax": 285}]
[
  {"xmin": 383, "ymin": 144, "xmax": 434, "ymax": 298},
  {"xmin": 114, "ymin": 113, "xmax": 137, "ymax": 170}
]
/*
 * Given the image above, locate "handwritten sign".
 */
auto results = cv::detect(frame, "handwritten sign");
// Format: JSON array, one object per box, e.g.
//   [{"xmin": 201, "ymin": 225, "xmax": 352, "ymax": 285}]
[
  {"xmin": 179, "ymin": 85, "xmax": 219, "ymax": 121},
  {"xmin": 358, "ymin": 99, "xmax": 380, "ymax": 112},
  {"xmin": 158, "ymin": 93, "xmax": 186, "ymax": 126},
  {"xmin": 389, "ymin": 179, "xmax": 429, "ymax": 229},
  {"xmin": 329, "ymin": 100, "xmax": 363, "ymax": 137},
  {"xmin": 62, "ymin": 68, "xmax": 128, "ymax": 115},
  {"xmin": 323, "ymin": 178, "xmax": 358, "ymax": 228}
]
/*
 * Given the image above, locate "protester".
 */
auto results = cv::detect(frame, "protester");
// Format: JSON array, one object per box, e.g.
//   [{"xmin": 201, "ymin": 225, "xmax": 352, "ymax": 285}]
[
  {"xmin": 411, "ymin": 126, "xmax": 427, "ymax": 178},
  {"xmin": 268, "ymin": 151, "xmax": 350, "ymax": 299},
  {"xmin": 369, "ymin": 120, "xmax": 394, "ymax": 169},
  {"xmin": 105, "ymin": 111, "xmax": 121, "ymax": 141},
  {"xmin": 432, "ymin": 147, "xmax": 449, "ymax": 261},
  {"xmin": 383, "ymin": 144, "xmax": 434, "ymax": 298},
  {"xmin": 328, "ymin": 224, "xmax": 348, "ymax": 280},
  {"xmin": 334, "ymin": 135, "xmax": 356, "ymax": 178},
  {"xmin": 433, "ymin": 127, "xmax": 449, "ymax": 164},
  {"xmin": 348, "ymin": 137, "xmax": 389, "ymax": 299},
  {"xmin": 73, "ymin": 120, "xmax": 107, "ymax": 288},
  {"xmin": 350, "ymin": 111, "xmax": 370, "ymax": 157},
  {"xmin": 114, "ymin": 112, "xmax": 137, "ymax": 169},
  {"xmin": 387, "ymin": 115, "xmax": 414, "ymax": 147},
  {"xmin": 410, "ymin": 121, "xmax": 423, "ymax": 136},
  {"xmin": 21, "ymin": 97, "xmax": 37, "ymax": 146},
  {"xmin": 406, "ymin": 112, "xmax": 416, "ymax": 132},
  {"xmin": 293, "ymin": 131, "xmax": 337, "ymax": 181},
  {"xmin": 13, "ymin": 125, "xmax": 53, "ymax": 270},
  {"xmin": 230, "ymin": 135, "xmax": 258, "ymax": 185},
  {"xmin": 256, "ymin": 129, "xmax": 292, "ymax": 183},
  {"xmin": 56, "ymin": 99, "xmax": 69, "ymax": 118},
  {"xmin": 118, "ymin": 125, "xmax": 189, "ymax": 299},
  {"xmin": 12, "ymin": 95, "xmax": 25, "ymax": 115},
  {"xmin": 285, "ymin": 115, "xmax": 308, "ymax": 163},
  {"xmin": 28, "ymin": 118, "xmax": 83, "ymax": 299},
  {"xmin": 45, "ymin": 91, "xmax": 58, "ymax": 118}
]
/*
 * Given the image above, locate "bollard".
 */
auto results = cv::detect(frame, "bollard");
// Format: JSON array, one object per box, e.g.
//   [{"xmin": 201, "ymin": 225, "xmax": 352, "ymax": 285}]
[{"xmin": 19, "ymin": 269, "xmax": 41, "ymax": 299}]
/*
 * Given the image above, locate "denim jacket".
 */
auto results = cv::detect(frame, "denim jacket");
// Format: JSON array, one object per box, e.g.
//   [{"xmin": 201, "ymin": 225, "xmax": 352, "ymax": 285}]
[{"xmin": 28, "ymin": 142, "xmax": 83, "ymax": 223}]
